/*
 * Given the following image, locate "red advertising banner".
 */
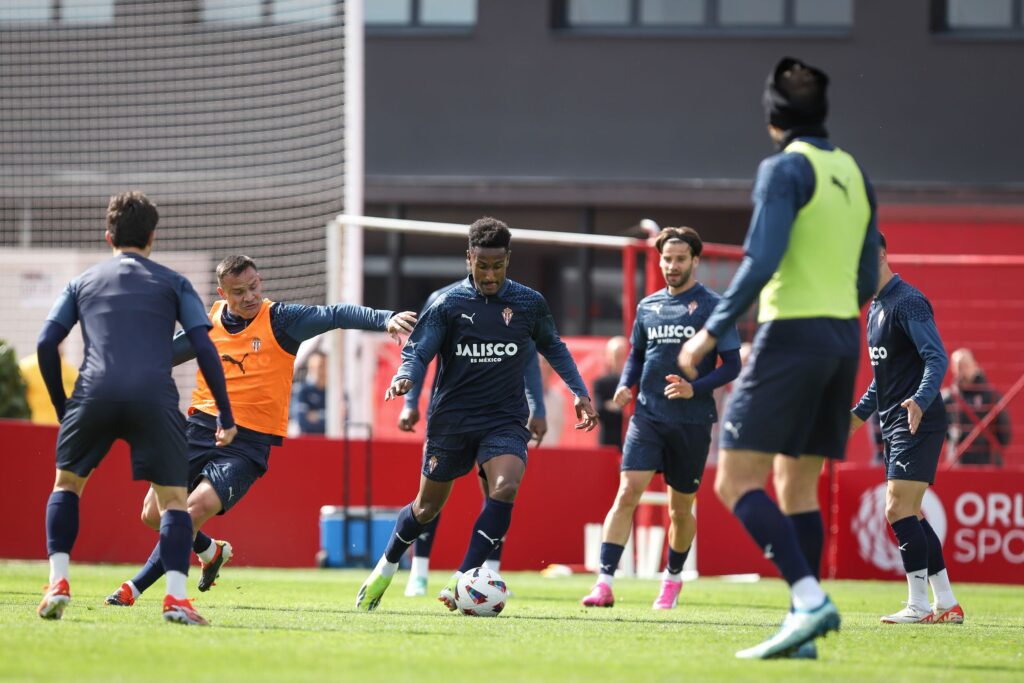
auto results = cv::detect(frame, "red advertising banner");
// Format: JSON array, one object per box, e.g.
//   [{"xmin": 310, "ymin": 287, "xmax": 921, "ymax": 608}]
[
  {"xmin": 832, "ymin": 464, "xmax": 1024, "ymax": 584},
  {"xmin": 372, "ymin": 335, "xmax": 612, "ymax": 449}
]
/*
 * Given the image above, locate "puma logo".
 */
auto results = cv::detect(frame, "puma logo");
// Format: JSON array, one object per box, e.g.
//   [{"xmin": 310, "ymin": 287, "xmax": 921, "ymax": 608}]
[
  {"xmin": 894, "ymin": 461, "xmax": 909, "ymax": 472},
  {"xmin": 764, "ymin": 544, "xmax": 774, "ymax": 560},
  {"xmin": 461, "ymin": 312, "xmax": 476, "ymax": 325},
  {"xmin": 221, "ymin": 353, "xmax": 249, "ymax": 374},
  {"xmin": 724, "ymin": 422, "xmax": 741, "ymax": 440},
  {"xmin": 476, "ymin": 529, "xmax": 501, "ymax": 548},
  {"xmin": 831, "ymin": 175, "xmax": 850, "ymax": 202},
  {"xmin": 228, "ymin": 486, "xmax": 234, "ymax": 501},
  {"xmin": 898, "ymin": 542, "xmax": 909, "ymax": 551}
]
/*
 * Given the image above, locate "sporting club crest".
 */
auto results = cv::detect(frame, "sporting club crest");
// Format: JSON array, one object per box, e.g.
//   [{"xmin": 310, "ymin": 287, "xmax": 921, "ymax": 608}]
[
  {"xmin": 687, "ymin": 301, "xmax": 698, "ymax": 315},
  {"xmin": 502, "ymin": 307, "xmax": 513, "ymax": 326},
  {"xmin": 251, "ymin": 337, "xmax": 262, "ymax": 352},
  {"xmin": 428, "ymin": 455, "xmax": 439, "ymax": 474}
]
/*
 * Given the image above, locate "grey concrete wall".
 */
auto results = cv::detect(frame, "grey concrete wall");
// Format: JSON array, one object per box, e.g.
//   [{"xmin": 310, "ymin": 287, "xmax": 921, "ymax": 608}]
[{"xmin": 366, "ymin": 1, "xmax": 1024, "ymax": 189}]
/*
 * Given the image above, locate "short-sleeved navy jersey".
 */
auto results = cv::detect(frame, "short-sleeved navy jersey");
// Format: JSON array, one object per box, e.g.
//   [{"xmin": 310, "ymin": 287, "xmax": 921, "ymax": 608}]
[
  {"xmin": 46, "ymin": 253, "xmax": 210, "ymax": 408},
  {"xmin": 854, "ymin": 275, "xmax": 948, "ymax": 437},
  {"xmin": 394, "ymin": 277, "xmax": 588, "ymax": 436},
  {"xmin": 629, "ymin": 284, "xmax": 742, "ymax": 424}
]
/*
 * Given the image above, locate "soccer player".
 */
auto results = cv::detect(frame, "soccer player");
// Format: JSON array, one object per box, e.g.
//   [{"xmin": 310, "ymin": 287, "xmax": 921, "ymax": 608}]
[
  {"xmin": 679, "ymin": 57, "xmax": 879, "ymax": 659},
  {"xmin": 397, "ymin": 280, "xmax": 548, "ymax": 597},
  {"xmin": 356, "ymin": 216, "xmax": 598, "ymax": 612},
  {"xmin": 103, "ymin": 254, "xmax": 416, "ymax": 608},
  {"xmin": 849, "ymin": 233, "xmax": 963, "ymax": 624},
  {"xmin": 581, "ymin": 227, "xmax": 741, "ymax": 610},
  {"xmin": 36, "ymin": 191, "xmax": 236, "ymax": 626}
]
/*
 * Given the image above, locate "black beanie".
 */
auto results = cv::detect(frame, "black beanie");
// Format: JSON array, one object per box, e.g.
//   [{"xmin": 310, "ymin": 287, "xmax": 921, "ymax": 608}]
[{"xmin": 763, "ymin": 57, "xmax": 829, "ymax": 130}]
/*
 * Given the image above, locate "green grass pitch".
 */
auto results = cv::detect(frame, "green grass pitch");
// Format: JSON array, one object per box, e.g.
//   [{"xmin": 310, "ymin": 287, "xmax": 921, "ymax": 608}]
[{"xmin": 2, "ymin": 561, "xmax": 1022, "ymax": 682}]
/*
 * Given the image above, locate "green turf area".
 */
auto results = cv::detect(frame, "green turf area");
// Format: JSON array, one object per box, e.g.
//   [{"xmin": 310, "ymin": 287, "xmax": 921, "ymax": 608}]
[{"xmin": 2, "ymin": 561, "xmax": 1022, "ymax": 682}]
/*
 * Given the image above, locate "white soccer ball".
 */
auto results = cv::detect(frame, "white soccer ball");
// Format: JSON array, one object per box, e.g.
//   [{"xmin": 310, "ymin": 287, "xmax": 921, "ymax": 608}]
[{"xmin": 454, "ymin": 567, "xmax": 509, "ymax": 617}]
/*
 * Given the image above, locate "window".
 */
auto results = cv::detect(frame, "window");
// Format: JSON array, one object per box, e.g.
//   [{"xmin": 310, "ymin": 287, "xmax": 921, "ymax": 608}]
[
  {"xmin": 0, "ymin": 0, "xmax": 115, "ymax": 23},
  {"xmin": 934, "ymin": 0, "xmax": 1024, "ymax": 33},
  {"xmin": 366, "ymin": 0, "xmax": 477, "ymax": 28},
  {"xmin": 559, "ymin": 0, "xmax": 853, "ymax": 30}
]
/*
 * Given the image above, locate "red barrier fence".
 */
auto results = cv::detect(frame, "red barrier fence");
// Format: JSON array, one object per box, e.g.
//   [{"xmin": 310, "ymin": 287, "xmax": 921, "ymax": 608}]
[{"xmin": 4, "ymin": 421, "xmax": 1021, "ymax": 584}]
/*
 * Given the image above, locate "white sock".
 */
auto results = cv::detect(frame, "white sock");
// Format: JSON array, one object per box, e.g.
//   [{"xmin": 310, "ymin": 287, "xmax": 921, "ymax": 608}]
[
  {"xmin": 166, "ymin": 570, "xmax": 187, "ymax": 600},
  {"xmin": 126, "ymin": 580, "xmax": 141, "ymax": 599},
  {"xmin": 376, "ymin": 554, "xmax": 399, "ymax": 578},
  {"xmin": 196, "ymin": 540, "xmax": 218, "ymax": 563},
  {"xmin": 906, "ymin": 570, "xmax": 930, "ymax": 611},
  {"xmin": 929, "ymin": 569, "xmax": 957, "ymax": 608},
  {"xmin": 49, "ymin": 552, "xmax": 69, "ymax": 585},
  {"xmin": 482, "ymin": 559, "xmax": 501, "ymax": 573},
  {"xmin": 790, "ymin": 576, "xmax": 826, "ymax": 611},
  {"xmin": 409, "ymin": 555, "xmax": 430, "ymax": 579},
  {"xmin": 597, "ymin": 573, "xmax": 614, "ymax": 588},
  {"xmin": 663, "ymin": 569, "xmax": 683, "ymax": 583}
]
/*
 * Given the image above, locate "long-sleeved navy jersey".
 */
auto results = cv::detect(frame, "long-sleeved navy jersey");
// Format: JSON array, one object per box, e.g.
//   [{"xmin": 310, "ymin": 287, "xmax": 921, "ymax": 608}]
[
  {"xmin": 394, "ymin": 276, "xmax": 588, "ymax": 436},
  {"xmin": 620, "ymin": 284, "xmax": 742, "ymax": 424},
  {"xmin": 853, "ymin": 275, "xmax": 948, "ymax": 438}
]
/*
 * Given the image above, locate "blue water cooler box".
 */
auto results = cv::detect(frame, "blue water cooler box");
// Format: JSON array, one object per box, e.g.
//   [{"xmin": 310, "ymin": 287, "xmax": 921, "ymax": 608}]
[{"xmin": 318, "ymin": 505, "xmax": 408, "ymax": 568}]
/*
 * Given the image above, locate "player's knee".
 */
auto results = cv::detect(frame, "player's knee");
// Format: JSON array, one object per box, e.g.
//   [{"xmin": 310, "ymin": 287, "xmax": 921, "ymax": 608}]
[
  {"xmin": 615, "ymin": 479, "xmax": 646, "ymax": 508},
  {"xmin": 885, "ymin": 497, "xmax": 913, "ymax": 524},
  {"xmin": 188, "ymin": 496, "xmax": 221, "ymax": 526},
  {"xmin": 140, "ymin": 502, "xmax": 160, "ymax": 530},
  {"xmin": 668, "ymin": 506, "xmax": 693, "ymax": 528},
  {"xmin": 714, "ymin": 476, "xmax": 737, "ymax": 510},
  {"xmin": 413, "ymin": 500, "xmax": 443, "ymax": 522},
  {"xmin": 489, "ymin": 477, "xmax": 520, "ymax": 503}
]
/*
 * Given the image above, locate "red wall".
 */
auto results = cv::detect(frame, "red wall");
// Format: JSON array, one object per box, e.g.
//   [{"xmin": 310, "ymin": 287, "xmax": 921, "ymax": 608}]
[{"xmin": 1, "ymin": 420, "xmax": 620, "ymax": 570}]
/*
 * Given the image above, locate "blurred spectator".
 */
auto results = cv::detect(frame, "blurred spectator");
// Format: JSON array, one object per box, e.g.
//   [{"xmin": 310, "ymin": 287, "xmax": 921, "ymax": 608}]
[
  {"xmin": 942, "ymin": 348, "xmax": 1011, "ymax": 466},
  {"xmin": 19, "ymin": 347, "xmax": 77, "ymax": 425},
  {"xmin": 592, "ymin": 336, "xmax": 628, "ymax": 448},
  {"xmin": 294, "ymin": 350, "xmax": 327, "ymax": 435}
]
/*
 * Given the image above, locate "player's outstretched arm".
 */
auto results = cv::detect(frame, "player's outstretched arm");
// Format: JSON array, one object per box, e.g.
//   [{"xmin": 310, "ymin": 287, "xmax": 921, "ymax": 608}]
[{"xmin": 36, "ymin": 320, "xmax": 72, "ymax": 421}]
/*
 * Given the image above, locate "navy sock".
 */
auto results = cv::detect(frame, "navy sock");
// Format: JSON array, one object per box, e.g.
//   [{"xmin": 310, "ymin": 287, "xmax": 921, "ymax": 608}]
[
  {"xmin": 788, "ymin": 510, "xmax": 824, "ymax": 580},
  {"xmin": 666, "ymin": 546, "xmax": 690, "ymax": 575},
  {"xmin": 733, "ymin": 490, "xmax": 813, "ymax": 587},
  {"xmin": 158, "ymin": 510, "xmax": 193, "ymax": 575},
  {"xmin": 458, "ymin": 498, "xmax": 513, "ymax": 573},
  {"xmin": 599, "ymin": 542, "xmax": 625, "ymax": 576},
  {"xmin": 489, "ymin": 534, "xmax": 505, "ymax": 562},
  {"xmin": 920, "ymin": 518, "xmax": 946, "ymax": 576},
  {"xmin": 890, "ymin": 515, "xmax": 928, "ymax": 574},
  {"xmin": 131, "ymin": 543, "xmax": 166, "ymax": 594},
  {"xmin": 385, "ymin": 503, "xmax": 428, "ymax": 563},
  {"xmin": 412, "ymin": 512, "xmax": 441, "ymax": 558},
  {"xmin": 45, "ymin": 490, "xmax": 79, "ymax": 556},
  {"xmin": 193, "ymin": 531, "xmax": 213, "ymax": 555}
]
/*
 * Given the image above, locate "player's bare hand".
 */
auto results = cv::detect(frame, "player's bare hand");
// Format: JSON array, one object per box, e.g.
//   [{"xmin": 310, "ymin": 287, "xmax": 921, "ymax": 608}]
[
  {"xmin": 528, "ymin": 416, "xmax": 548, "ymax": 446},
  {"xmin": 573, "ymin": 396, "xmax": 599, "ymax": 432},
  {"xmin": 664, "ymin": 374, "xmax": 694, "ymax": 400},
  {"xmin": 397, "ymin": 406, "xmax": 420, "ymax": 432},
  {"xmin": 215, "ymin": 424, "xmax": 237, "ymax": 447},
  {"xmin": 612, "ymin": 386, "xmax": 633, "ymax": 408},
  {"xmin": 901, "ymin": 398, "xmax": 923, "ymax": 435},
  {"xmin": 678, "ymin": 329, "xmax": 717, "ymax": 380},
  {"xmin": 848, "ymin": 414, "xmax": 865, "ymax": 438},
  {"xmin": 385, "ymin": 379, "xmax": 413, "ymax": 401},
  {"xmin": 387, "ymin": 311, "xmax": 418, "ymax": 344}
]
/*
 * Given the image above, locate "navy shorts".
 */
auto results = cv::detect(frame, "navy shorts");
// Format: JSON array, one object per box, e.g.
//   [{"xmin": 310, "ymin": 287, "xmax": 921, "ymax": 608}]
[
  {"xmin": 186, "ymin": 422, "xmax": 267, "ymax": 514},
  {"xmin": 55, "ymin": 399, "xmax": 188, "ymax": 487},
  {"xmin": 884, "ymin": 430, "xmax": 944, "ymax": 484},
  {"xmin": 622, "ymin": 416, "xmax": 712, "ymax": 494},
  {"xmin": 422, "ymin": 424, "xmax": 530, "ymax": 482},
  {"xmin": 722, "ymin": 347, "xmax": 858, "ymax": 459}
]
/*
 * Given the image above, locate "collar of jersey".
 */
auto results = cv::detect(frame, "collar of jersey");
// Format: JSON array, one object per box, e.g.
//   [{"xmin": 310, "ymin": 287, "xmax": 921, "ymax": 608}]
[
  {"xmin": 876, "ymin": 273, "xmax": 902, "ymax": 301},
  {"xmin": 462, "ymin": 275, "xmax": 510, "ymax": 299},
  {"xmin": 661, "ymin": 282, "xmax": 703, "ymax": 300}
]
